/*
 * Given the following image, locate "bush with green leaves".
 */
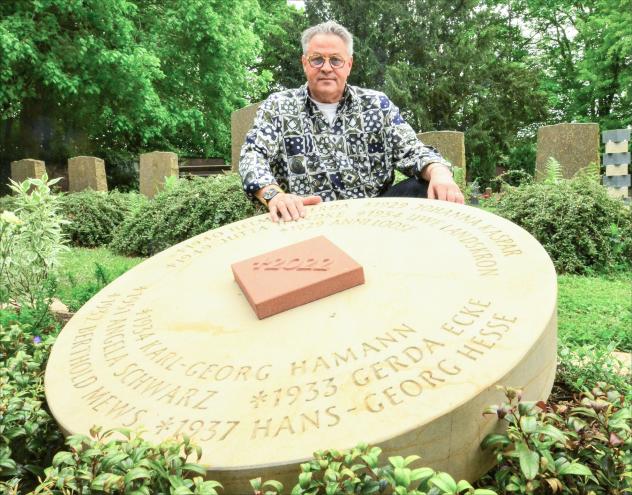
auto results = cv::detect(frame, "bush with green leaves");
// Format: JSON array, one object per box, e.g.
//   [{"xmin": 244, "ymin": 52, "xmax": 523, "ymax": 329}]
[
  {"xmin": 481, "ymin": 385, "xmax": 631, "ymax": 494},
  {"xmin": 110, "ymin": 174, "xmax": 260, "ymax": 257},
  {"xmin": 60, "ymin": 190, "xmax": 144, "ymax": 248},
  {"xmin": 492, "ymin": 170, "xmax": 632, "ymax": 274},
  {"xmin": 0, "ymin": 321, "xmax": 63, "ymax": 494},
  {"xmin": 254, "ymin": 444, "xmax": 496, "ymax": 495},
  {"xmin": 0, "ymin": 175, "xmax": 68, "ymax": 315},
  {"xmin": 33, "ymin": 428, "xmax": 221, "ymax": 495}
]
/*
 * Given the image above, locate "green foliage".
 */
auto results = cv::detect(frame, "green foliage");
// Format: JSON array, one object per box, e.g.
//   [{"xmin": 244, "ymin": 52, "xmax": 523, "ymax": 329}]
[
  {"xmin": 33, "ymin": 428, "xmax": 221, "ymax": 495},
  {"xmin": 557, "ymin": 273, "xmax": 631, "ymax": 353},
  {"xmin": 481, "ymin": 384, "xmax": 631, "ymax": 494},
  {"xmin": 556, "ymin": 344, "xmax": 632, "ymax": 396},
  {"xmin": 63, "ymin": 262, "xmax": 128, "ymax": 312},
  {"xmin": 0, "ymin": 175, "xmax": 68, "ymax": 313},
  {"xmin": 54, "ymin": 247, "xmax": 144, "ymax": 311},
  {"xmin": 110, "ymin": 174, "xmax": 260, "ymax": 257},
  {"xmin": 490, "ymin": 170, "xmax": 533, "ymax": 191},
  {"xmin": 254, "ymin": 444, "xmax": 496, "ymax": 495},
  {"xmin": 492, "ymin": 173, "xmax": 632, "ymax": 273},
  {"xmin": 0, "ymin": 320, "xmax": 63, "ymax": 493},
  {"xmin": 60, "ymin": 191, "xmax": 143, "ymax": 248},
  {"xmin": 0, "ymin": 0, "xmax": 278, "ymax": 190}
]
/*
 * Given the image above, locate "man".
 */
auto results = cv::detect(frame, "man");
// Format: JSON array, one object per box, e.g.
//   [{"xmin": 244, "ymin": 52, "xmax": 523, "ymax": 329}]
[{"xmin": 239, "ymin": 21, "xmax": 464, "ymax": 222}]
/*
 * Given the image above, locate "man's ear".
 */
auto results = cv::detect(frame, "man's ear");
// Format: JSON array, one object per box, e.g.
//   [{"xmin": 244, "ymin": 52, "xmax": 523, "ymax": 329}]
[
  {"xmin": 301, "ymin": 54, "xmax": 309, "ymax": 75},
  {"xmin": 348, "ymin": 56, "xmax": 353, "ymax": 70}
]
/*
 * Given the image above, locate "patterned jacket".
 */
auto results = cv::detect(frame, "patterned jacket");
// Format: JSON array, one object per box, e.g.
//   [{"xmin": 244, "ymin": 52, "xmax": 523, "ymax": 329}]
[{"xmin": 239, "ymin": 84, "xmax": 450, "ymax": 201}]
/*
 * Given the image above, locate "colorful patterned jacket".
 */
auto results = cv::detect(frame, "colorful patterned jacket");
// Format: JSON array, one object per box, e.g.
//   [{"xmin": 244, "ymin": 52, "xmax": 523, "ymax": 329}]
[{"xmin": 239, "ymin": 84, "xmax": 450, "ymax": 201}]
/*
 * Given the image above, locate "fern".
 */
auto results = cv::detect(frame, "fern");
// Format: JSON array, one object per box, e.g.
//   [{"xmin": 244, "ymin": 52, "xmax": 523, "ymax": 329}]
[{"xmin": 543, "ymin": 157, "xmax": 563, "ymax": 184}]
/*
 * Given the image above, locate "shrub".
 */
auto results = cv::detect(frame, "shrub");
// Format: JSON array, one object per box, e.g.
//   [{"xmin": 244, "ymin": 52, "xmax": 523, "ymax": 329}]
[
  {"xmin": 492, "ymin": 174, "xmax": 632, "ymax": 274},
  {"xmin": 256, "ymin": 444, "xmax": 496, "ymax": 495},
  {"xmin": 33, "ymin": 428, "xmax": 219, "ymax": 495},
  {"xmin": 110, "ymin": 174, "xmax": 260, "ymax": 257},
  {"xmin": 0, "ymin": 175, "xmax": 68, "ymax": 314},
  {"xmin": 59, "ymin": 190, "xmax": 143, "ymax": 247},
  {"xmin": 481, "ymin": 384, "xmax": 631, "ymax": 494},
  {"xmin": 0, "ymin": 322, "xmax": 63, "ymax": 493}
]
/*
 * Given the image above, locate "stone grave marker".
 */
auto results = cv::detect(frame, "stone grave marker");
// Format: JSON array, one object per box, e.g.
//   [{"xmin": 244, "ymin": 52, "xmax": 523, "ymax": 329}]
[
  {"xmin": 417, "ymin": 131, "xmax": 466, "ymax": 178},
  {"xmin": 536, "ymin": 123, "xmax": 600, "ymax": 180},
  {"xmin": 46, "ymin": 198, "xmax": 557, "ymax": 493},
  {"xmin": 602, "ymin": 129, "xmax": 630, "ymax": 199},
  {"xmin": 231, "ymin": 102, "xmax": 262, "ymax": 172},
  {"xmin": 139, "ymin": 151, "xmax": 179, "ymax": 198},
  {"xmin": 10, "ymin": 158, "xmax": 47, "ymax": 185},
  {"xmin": 68, "ymin": 156, "xmax": 108, "ymax": 192}
]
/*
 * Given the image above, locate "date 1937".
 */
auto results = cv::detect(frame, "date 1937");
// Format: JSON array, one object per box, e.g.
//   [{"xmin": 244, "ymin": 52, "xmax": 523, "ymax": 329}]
[{"xmin": 252, "ymin": 257, "xmax": 333, "ymax": 271}]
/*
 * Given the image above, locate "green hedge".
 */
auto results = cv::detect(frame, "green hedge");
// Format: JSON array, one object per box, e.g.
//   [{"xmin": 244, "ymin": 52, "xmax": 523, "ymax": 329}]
[
  {"xmin": 493, "ymin": 176, "xmax": 632, "ymax": 274},
  {"xmin": 110, "ymin": 174, "xmax": 260, "ymax": 257},
  {"xmin": 59, "ymin": 191, "xmax": 145, "ymax": 248}
]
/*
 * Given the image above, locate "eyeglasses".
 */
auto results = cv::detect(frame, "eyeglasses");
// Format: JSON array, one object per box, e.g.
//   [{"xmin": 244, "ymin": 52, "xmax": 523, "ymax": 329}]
[{"xmin": 307, "ymin": 53, "xmax": 346, "ymax": 69}]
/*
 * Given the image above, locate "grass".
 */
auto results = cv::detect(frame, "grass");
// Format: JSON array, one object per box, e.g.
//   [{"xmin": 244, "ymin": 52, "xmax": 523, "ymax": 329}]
[
  {"xmin": 55, "ymin": 247, "xmax": 144, "ymax": 311},
  {"xmin": 557, "ymin": 272, "xmax": 631, "ymax": 352}
]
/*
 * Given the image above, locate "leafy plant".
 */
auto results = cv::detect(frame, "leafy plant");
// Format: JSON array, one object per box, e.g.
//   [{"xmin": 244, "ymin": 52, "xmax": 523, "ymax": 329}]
[
  {"xmin": 110, "ymin": 174, "xmax": 260, "ymax": 257},
  {"xmin": 492, "ymin": 171, "xmax": 632, "ymax": 273},
  {"xmin": 33, "ymin": 428, "xmax": 221, "ymax": 495},
  {"xmin": 481, "ymin": 384, "xmax": 631, "ymax": 494},
  {"xmin": 0, "ymin": 322, "xmax": 63, "ymax": 493},
  {"xmin": 253, "ymin": 444, "xmax": 496, "ymax": 495},
  {"xmin": 60, "ymin": 191, "xmax": 142, "ymax": 248},
  {"xmin": 541, "ymin": 157, "xmax": 563, "ymax": 185},
  {"xmin": 0, "ymin": 175, "xmax": 68, "ymax": 317},
  {"xmin": 64, "ymin": 262, "xmax": 123, "ymax": 312},
  {"xmin": 556, "ymin": 343, "xmax": 632, "ymax": 396}
]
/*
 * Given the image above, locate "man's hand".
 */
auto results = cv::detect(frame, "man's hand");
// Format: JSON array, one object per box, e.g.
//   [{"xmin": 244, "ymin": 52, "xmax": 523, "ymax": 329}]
[
  {"xmin": 267, "ymin": 193, "xmax": 322, "ymax": 222},
  {"xmin": 424, "ymin": 164, "xmax": 465, "ymax": 204}
]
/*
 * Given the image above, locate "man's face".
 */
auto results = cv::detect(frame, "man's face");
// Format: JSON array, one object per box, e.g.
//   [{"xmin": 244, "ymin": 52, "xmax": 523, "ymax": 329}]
[{"xmin": 302, "ymin": 33, "xmax": 353, "ymax": 103}]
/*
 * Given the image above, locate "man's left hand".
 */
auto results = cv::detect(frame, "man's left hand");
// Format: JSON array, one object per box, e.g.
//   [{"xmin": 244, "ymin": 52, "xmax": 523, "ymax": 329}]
[{"xmin": 426, "ymin": 164, "xmax": 464, "ymax": 204}]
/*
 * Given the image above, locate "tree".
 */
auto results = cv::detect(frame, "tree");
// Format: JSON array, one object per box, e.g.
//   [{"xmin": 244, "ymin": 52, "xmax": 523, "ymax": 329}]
[{"xmin": 0, "ymin": 0, "xmax": 273, "ymax": 191}]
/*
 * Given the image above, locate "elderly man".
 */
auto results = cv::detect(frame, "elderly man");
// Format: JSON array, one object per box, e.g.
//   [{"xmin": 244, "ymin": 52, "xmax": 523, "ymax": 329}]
[{"xmin": 239, "ymin": 21, "xmax": 464, "ymax": 222}]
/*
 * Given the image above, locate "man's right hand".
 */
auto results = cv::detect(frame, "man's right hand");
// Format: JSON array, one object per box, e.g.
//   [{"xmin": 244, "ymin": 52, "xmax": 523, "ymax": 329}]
[{"xmin": 267, "ymin": 193, "xmax": 322, "ymax": 222}]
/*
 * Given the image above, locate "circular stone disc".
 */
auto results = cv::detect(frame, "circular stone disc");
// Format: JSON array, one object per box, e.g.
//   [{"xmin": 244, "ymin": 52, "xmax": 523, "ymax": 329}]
[{"xmin": 46, "ymin": 198, "xmax": 557, "ymax": 492}]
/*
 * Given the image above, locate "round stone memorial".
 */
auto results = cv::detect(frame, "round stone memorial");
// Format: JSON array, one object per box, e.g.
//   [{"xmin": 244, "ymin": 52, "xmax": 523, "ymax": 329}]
[{"xmin": 46, "ymin": 198, "xmax": 557, "ymax": 493}]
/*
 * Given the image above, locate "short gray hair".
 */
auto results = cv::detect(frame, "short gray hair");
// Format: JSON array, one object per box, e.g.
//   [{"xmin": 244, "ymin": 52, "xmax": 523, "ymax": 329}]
[{"xmin": 301, "ymin": 21, "xmax": 354, "ymax": 56}]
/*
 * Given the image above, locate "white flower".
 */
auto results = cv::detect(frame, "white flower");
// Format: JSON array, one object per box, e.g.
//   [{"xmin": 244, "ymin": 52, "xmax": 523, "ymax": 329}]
[{"xmin": 0, "ymin": 210, "xmax": 23, "ymax": 225}]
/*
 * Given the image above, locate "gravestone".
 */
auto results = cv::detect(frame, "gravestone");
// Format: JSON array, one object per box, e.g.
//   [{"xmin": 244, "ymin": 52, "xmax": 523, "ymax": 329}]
[
  {"xmin": 46, "ymin": 198, "xmax": 557, "ymax": 493},
  {"xmin": 10, "ymin": 158, "xmax": 46, "ymax": 185},
  {"xmin": 68, "ymin": 156, "xmax": 108, "ymax": 192},
  {"xmin": 139, "ymin": 151, "xmax": 179, "ymax": 198},
  {"xmin": 231, "ymin": 102, "xmax": 262, "ymax": 172},
  {"xmin": 536, "ymin": 123, "xmax": 600, "ymax": 180},
  {"xmin": 417, "ymin": 131, "xmax": 466, "ymax": 178},
  {"xmin": 602, "ymin": 129, "xmax": 630, "ymax": 200}
]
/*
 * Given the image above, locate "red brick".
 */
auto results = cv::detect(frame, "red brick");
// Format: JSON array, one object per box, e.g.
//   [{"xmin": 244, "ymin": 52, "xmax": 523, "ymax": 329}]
[{"xmin": 231, "ymin": 236, "xmax": 365, "ymax": 319}]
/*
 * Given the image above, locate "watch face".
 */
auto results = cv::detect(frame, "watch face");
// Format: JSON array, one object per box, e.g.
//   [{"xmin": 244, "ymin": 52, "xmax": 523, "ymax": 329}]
[{"xmin": 263, "ymin": 189, "xmax": 279, "ymax": 201}]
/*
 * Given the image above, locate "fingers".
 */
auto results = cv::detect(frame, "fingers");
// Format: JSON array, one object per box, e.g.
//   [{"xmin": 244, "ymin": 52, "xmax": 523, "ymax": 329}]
[
  {"xmin": 302, "ymin": 195, "xmax": 322, "ymax": 206},
  {"xmin": 429, "ymin": 180, "xmax": 465, "ymax": 204},
  {"xmin": 269, "ymin": 194, "xmax": 321, "ymax": 222}
]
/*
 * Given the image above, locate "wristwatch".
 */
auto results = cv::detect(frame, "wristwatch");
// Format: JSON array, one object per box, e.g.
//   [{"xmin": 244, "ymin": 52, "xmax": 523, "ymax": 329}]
[{"xmin": 262, "ymin": 186, "xmax": 282, "ymax": 205}]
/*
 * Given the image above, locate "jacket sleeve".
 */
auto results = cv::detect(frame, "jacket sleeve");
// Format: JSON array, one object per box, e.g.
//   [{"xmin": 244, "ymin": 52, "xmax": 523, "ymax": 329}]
[
  {"xmin": 238, "ymin": 97, "xmax": 283, "ymax": 198},
  {"xmin": 383, "ymin": 96, "xmax": 452, "ymax": 178}
]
